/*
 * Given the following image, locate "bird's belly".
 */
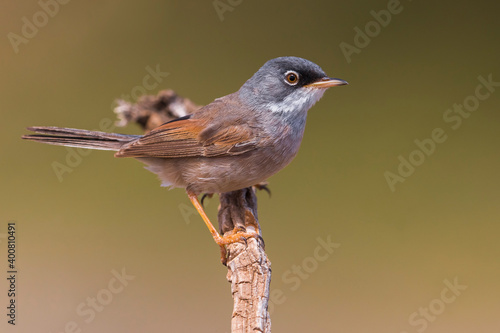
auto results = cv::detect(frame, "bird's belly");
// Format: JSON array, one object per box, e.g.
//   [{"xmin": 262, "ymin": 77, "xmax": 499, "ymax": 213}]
[
  {"xmin": 183, "ymin": 149, "xmax": 295, "ymax": 193},
  {"xmin": 138, "ymin": 140, "xmax": 300, "ymax": 194}
]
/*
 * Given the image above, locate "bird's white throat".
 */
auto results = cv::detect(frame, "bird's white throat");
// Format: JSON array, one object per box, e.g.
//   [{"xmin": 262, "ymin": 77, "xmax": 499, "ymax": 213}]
[{"xmin": 266, "ymin": 87, "xmax": 326, "ymax": 113}]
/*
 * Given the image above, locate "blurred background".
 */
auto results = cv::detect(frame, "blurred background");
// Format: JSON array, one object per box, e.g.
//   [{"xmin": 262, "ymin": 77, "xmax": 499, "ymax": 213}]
[{"xmin": 1, "ymin": 0, "xmax": 499, "ymax": 332}]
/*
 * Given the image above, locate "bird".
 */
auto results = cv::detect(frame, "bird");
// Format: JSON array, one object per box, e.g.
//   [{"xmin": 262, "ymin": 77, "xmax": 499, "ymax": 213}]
[{"xmin": 22, "ymin": 56, "xmax": 348, "ymax": 252}]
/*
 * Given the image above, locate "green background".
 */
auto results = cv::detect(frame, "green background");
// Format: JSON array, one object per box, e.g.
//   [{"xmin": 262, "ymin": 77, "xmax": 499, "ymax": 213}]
[{"xmin": 1, "ymin": 0, "xmax": 499, "ymax": 332}]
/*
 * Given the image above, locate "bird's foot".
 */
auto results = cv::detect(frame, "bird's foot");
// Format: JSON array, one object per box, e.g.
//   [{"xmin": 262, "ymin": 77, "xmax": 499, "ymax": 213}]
[
  {"xmin": 215, "ymin": 226, "xmax": 258, "ymax": 246},
  {"xmin": 186, "ymin": 190, "xmax": 262, "ymax": 266},
  {"xmin": 218, "ymin": 225, "xmax": 259, "ymax": 265}
]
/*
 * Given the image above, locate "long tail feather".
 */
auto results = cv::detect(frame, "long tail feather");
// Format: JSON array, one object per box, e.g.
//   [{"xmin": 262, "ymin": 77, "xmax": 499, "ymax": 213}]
[{"xmin": 22, "ymin": 126, "xmax": 141, "ymax": 151}]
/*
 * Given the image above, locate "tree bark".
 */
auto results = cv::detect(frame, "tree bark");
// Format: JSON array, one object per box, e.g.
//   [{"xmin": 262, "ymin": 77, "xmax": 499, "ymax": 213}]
[{"xmin": 114, "ymin": 90, "xmax": 272, "ymax": 332}]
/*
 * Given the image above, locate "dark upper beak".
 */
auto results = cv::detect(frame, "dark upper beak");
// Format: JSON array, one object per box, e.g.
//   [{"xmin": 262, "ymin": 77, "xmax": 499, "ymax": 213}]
[{"xmin": 306, "ymin": 77, "xmax": 349, "ymax": 88}]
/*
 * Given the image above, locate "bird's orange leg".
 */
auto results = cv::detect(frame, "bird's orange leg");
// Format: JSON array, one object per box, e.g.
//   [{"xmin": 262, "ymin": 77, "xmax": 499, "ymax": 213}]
[{"xmin": 187, "ymin": 191, "xmax": 257, "ymax": 246}]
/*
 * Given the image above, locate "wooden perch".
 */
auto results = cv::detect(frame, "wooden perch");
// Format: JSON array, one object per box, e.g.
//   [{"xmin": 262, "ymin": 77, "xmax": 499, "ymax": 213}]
[
  {"xmin": 114, "ymin": 90, "xmax": 272, "ymax": 332},
  {"xmin": 221, "ymin": 189, "xmax": 271, "ymax": 332}
]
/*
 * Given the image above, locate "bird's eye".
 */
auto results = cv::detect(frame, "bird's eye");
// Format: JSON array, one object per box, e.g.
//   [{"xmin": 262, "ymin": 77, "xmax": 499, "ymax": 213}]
[{"xmin": 284, "ymin": 71, "xmax": 299, "ymax": 85}]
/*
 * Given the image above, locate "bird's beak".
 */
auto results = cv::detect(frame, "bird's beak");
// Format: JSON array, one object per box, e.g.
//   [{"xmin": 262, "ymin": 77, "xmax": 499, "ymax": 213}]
[{"xmin": 306, "ymin": 77, "xmax": 349, "ymax": 88}]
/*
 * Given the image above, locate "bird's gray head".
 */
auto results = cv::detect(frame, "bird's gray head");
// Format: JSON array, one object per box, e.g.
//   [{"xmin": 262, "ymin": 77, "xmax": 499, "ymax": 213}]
[{"xmin": 239, "ymin": 56, "xmax": 347, "ymax": 115}]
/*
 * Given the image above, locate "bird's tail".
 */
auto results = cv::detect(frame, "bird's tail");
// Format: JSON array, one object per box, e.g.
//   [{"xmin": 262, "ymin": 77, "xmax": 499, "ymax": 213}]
[{"xmin": 22, "ymin": 126, "xmax": 140, "ymax": 151}]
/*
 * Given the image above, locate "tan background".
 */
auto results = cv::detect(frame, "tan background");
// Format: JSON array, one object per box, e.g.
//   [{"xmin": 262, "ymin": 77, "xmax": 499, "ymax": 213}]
[{"xmin": 1, "ymin": 0, "xmax": 499, "ymax": 332}]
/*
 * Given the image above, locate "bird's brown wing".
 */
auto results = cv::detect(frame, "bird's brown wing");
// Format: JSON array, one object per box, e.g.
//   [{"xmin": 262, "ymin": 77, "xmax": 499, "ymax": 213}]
[{"xmin": 115, "ymin": 117, "xmax": 258, "ymax": 158}]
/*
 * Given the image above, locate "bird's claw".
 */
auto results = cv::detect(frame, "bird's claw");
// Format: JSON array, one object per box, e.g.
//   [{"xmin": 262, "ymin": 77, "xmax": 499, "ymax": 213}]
[
  {"xmin": 253, "ymin": 183, "xmax": 271, "ymax": 197},
  {"xmin": 218, "ymin": 227, "xmax": 258, "ymax": 265},
  {"xmin": 201, "ymin": 193, "xmax": 214, "ymax": 207}
]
